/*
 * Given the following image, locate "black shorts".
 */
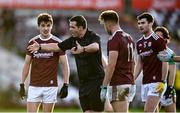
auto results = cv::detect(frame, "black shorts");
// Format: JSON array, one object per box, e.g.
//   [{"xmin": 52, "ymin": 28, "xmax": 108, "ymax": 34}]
[{"xmin": 79, "ymin": 78, "xmax": 104, "ymax": 112}]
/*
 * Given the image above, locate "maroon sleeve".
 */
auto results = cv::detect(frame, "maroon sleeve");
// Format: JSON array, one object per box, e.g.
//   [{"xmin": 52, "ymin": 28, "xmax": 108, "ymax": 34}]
[
  {"xmin": 108, "ymin": 34, "xmax": 120, "ymax": 51},
  {"xmin": 154, "ymin": 37, "xmax": 166, "ymax": 53}
]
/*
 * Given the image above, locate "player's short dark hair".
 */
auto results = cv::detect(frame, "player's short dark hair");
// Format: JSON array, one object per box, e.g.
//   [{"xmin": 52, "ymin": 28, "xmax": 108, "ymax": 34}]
[
  {"xmin": 137, "ymin": 12, "xmax": 154, "ymax": 23},
  {"xmin": 154, "ymin": 26, "xmax": 171, "ymax": 39},
  {"xmin": 69, "ymin": 15, "xmax": 87, "ymax": 29},
  {"xmin": 98, "ymin": 10, "xmax": 119, "ymax": 24},
  {"xmin": 37, "ymin": 13, "xmax": 53, "ymax": 26}
]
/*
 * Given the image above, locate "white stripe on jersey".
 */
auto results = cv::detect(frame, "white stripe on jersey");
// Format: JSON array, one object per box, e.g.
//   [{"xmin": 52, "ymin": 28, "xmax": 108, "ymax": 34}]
[
  {"xmin": 29, "ymin": 35, "xmax": 62, "ymax": 43},
  {"xmin": 29, "ymin": 36, "xmax": 39, "ymax": 43},
  {"xmin": 152, "ymin": 33, "xmax": 159, "ymax": 40},
  {"xmin": 137, "ymin": 36, "xmax": 143, "ymax": 42}
]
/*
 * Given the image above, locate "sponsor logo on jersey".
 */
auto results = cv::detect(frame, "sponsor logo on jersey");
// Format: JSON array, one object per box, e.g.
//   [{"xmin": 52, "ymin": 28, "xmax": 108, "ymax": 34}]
[
  {"xmin": 33, "ymin": 52, "xmax": 54, "ymax": 58},
  {"xmin": 139, "ymin": 49, "xmax": 153, "ymax": 57},
  {"xmin": 148, "ymin": 42, "xmax": 152, "ymax": 47},
  {"xmin": 139, "ymin": 44, "xmax": 142, "ymax": 47}
]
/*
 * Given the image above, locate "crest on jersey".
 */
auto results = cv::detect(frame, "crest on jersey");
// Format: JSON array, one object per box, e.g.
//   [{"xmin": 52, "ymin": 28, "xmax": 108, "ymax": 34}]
[
  {"xmin": 148, "ymin": 42, "xmax": 152, "ymax": 47},
  {"xmin": 139, "ymin": 44, "xmax": 142, "ymax": 47}
]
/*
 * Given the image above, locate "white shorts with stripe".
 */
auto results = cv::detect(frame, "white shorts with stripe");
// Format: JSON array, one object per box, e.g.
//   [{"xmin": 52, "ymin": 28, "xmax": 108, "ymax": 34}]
[
  {"xmin": 141, "ymin": 82, "xmax": 167, "ymax": 102},
  {"xmin": 108, "ymin": 84, "xmax": 136, "ymax": 102},
  {"xmin": 27, "ymin": 86, "xmax": 58, "ymax": 103}
]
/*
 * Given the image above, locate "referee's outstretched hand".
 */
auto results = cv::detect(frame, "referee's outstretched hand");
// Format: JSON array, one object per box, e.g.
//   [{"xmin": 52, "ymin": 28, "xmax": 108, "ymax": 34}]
[
  {"xmin": 59, "ymin": 83, "xmax": 68, "ymax": 98},
  {"xmin": 19, "ymin": 83, "xmax": 26, "ymax": 100}
]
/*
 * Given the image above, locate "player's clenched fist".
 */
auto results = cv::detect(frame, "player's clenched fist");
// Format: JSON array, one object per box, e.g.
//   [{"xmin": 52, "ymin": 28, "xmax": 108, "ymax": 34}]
[
  {"xmin": 100, "ymin": 85, "xmax": 107, "ymax": 102},
  {"xmin": 58, "ymin": 83, "xmax": 68, "ymax": 98},
  {"xmin": 19, "ymin": 83, "xmax": 26, "ymax": 99}
]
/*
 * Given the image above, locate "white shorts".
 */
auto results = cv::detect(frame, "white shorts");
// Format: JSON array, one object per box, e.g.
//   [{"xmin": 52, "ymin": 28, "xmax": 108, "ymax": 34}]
[
  {"xmin": 128, "ymin": 85, "xmax": 136, "ymax": 102},
  {"xmin": 160, "ymin": 95, "xmax": 176, "ymax": 106},
  {"xmin": 141, "ymin": 82, "xmax": 167, "ymax": 102},
  {"xmin": 108, "ymin": 84, "xmax": 136, "ymax": 102},
  {"xmin": 27, "ymin": 86, "xmax": 58, "ymax": 103}
]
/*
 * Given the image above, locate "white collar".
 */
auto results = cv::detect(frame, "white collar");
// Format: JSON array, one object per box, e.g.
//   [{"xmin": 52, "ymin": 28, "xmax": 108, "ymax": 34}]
[
  {"xmin": 39, "ymin": 34, "xmax": 52, "ymax": 41},
  {"xmin": 143, "ymin": 32, "xmax": 154, "ymax": 40}
]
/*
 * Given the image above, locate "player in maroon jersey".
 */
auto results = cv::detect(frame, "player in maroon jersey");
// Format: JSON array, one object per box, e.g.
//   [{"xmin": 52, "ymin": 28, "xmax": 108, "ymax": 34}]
[
  {"xmin": 27, "ymin": 15, "xmax": 107, "ymax": 112},
  {"xmin": 135, "ymin": 12, "xmax": 168, "ymax": 112},
  {"xmin": 19, "ymin": 13, "xmax": 70, "ymax": 113},
  {"xmin": 99, "ymin": 10, "xmax": 136, "ymax": 112},
  {"xmin": 155, "ymin": 26, "xmax": 176, "ymax": 112}
]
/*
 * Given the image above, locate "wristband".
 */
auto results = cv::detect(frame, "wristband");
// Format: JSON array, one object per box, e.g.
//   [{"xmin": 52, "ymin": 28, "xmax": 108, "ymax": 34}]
[{"xmin": 101, "ymin": 85, "xmax": 107, "ymax": 89}]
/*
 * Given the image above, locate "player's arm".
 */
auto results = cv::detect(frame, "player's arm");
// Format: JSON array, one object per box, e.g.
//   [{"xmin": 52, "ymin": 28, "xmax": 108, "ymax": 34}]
[
  {"xmin": 161, "ymin": 62, "xmax": 169, "ymax": 82},
  {"xmin": 58, "ymin": 54, "xmax": 70, "ymax": 98},
  {"xmin": 19, "ymin": 54, "xmax": 32, "ymax": 99},
  {"xmin": 59, "ymin": 54, "xmax": 70, "ymax": 84},
  {"xmin": 157, "ymin": 47, "xmax": 180, "ymax": 62},
  {"xmin": 102, "ymin": 53, "xmax": 108, "ymax": 69},
  {"xmin": 40, "ymin": 43, "xmax": 61, "ymax": 52},
  {"xmin": 83, "ymin": 35, "xmax": 100, "ymax": 53},
  {"xmin": 172, "ymin": 56, "xmax": 180, "ymax": 62},
  {"xmin": 134, "ymin": 55, "xmax": 142, "ymax": 80},
  {"xmin": 158, "ymin": 46, "xmax": 170, "ymax": 82},
  {"xmin": 27, "ymin": 40, "xmax": 62, "ymax": 53},
  {"xmin": 157, "ymin": 47, "xmax": 174, "ymax": 61},
  {"xmin": 163, "ymin": 63, "xmax": 176, "ymax": 99},
  {"xmin": 168, "ymin": 63, "xmax": 176, "ymax": 86},
  {"xmin": 102, "ymin": 51, "xmax": 118, "ymax": 86},
  {"xmin": 83, "ymin": 42, "xmax": 99, "ymax": 52},
  {"xmin": 71, "ymin": 41, "xmax": 99, "ymax": 54},
  {"xmin": 21, "ymin": 55, "xmax": 32, "ymax": 83}
]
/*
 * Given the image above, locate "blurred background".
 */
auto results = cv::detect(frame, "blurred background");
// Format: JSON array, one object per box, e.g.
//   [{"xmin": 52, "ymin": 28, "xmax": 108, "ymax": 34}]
[{"xmin": 0, "ymin": 0, "xmax": 180, "ymax": 112}]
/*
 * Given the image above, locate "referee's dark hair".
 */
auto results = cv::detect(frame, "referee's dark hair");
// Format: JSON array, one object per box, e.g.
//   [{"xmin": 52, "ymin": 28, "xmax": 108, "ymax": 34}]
[{"xmin": 69, "ymin": 15, "xmax": 87, "ymax": 29}]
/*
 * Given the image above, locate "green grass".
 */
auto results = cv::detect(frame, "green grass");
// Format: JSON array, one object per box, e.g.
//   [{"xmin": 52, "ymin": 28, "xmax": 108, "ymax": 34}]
[
  {"xmin": 0, "ymin": 107, "xmax": 81, "ymax": 112},
  {"xmin": 0, "ymin": 107, "xmax": 179, "ymax": 112}
]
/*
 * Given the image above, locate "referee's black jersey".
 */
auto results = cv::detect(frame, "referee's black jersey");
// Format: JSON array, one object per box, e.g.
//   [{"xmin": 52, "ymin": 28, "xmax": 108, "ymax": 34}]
[{"xmin": 58, "ymin": 29, "xmax": 105, "ymax": 82}]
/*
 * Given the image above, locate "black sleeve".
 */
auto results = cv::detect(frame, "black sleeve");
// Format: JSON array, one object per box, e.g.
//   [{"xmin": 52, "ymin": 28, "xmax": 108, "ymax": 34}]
[
  {"xmin": 91, "ymin": 33, "xmax": 101, "ymax": 44},
  {"xmin": 58, "ymin": 38, "xmax": 74, "ymax": 51}
]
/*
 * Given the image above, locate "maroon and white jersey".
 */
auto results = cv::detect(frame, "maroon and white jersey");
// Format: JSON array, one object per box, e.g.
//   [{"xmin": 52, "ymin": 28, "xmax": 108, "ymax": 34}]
[
  {"xmin": 136, "ymin": 32, "xmax": 166, "ymax": 84},
  {"xmin": 108, "ymin": 30, "xmax": 135, "ymax": 86},
  {"xmin": 27, "ymin": 34, "xmax": 65, "ymax": 87}
]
